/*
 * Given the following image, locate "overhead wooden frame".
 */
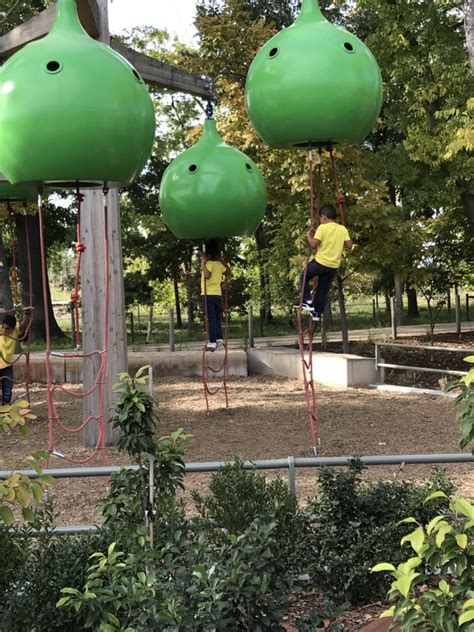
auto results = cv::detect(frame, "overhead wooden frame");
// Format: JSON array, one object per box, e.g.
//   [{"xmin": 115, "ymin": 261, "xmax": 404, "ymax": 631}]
[{"xmin": 0, "ymin": 0, "xmax": 212, "ymax": 99}]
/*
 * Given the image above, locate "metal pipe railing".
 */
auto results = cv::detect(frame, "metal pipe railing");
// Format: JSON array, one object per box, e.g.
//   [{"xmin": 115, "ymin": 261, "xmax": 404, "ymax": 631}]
[
  {"xmin": 6, "ymin": 453, "xmax": 473, "ymax": 536},
  {"xmin": 2, "ymin": 453, "xmax": 473, "ymax": 483}
]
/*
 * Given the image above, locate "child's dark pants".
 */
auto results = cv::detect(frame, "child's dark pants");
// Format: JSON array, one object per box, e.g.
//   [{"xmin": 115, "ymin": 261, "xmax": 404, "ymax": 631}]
[
  {"xmin": 202, "ymin": 295, "xmax": 223, "ymax": 343},
  {"xmin": 0, "ymin": 365, "xmax": 14, "ymax": 404},
  {"xmin": 300, "ymin": 260, "xmax": 336, "ymax": 314}
]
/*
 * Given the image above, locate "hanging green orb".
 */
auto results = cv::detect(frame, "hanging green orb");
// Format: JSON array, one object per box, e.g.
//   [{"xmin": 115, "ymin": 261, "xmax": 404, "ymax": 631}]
[
  {"xmin": 0, "ymin": 176, "xmax": 36, "ymax": 203},
  {"xmin": 245, "ymin": 0, "xmax": 383, "ymax": 148},
  {"xmin": 159, "ymin": 119, "xmax": 267, "ymax": 239},
  {"xmin": 0, "ymin": 0, "xmax": 155, "ymax": 187}
]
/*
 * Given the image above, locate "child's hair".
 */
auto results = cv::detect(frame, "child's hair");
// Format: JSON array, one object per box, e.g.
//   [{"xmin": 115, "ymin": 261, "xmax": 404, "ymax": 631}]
[
  {"xmin": 204, "ymin": 239, "xmax": 221, "ymax": 260},
  {"xmin": 320, "ymin": 204, "xmax": 337, "ymax": 221},
  {"xmin": 2, "ymin": 314, "xmax": 16, "ymax": 329}
]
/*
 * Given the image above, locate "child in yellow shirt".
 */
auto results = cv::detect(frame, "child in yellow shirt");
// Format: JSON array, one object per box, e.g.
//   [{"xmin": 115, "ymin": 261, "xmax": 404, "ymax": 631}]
[
  {"xmin": 297, "ymin": 205, "xmax": 353, "ymax": 321},
  {"xmin": 201, "ymin": 240, "xmax": 230, "ymax": 351},
  {"xmin": 0, "ymin": 310, "xmax": 31, "ymax": 404}
]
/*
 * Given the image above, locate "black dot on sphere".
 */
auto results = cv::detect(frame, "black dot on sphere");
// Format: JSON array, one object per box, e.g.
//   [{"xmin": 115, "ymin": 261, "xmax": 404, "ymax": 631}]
[
  {"xmin": 269, "ymin": 47, "xmax": 278, "ymax": 58},
  {"xmin": 189, "ymin": 164, "xmax": 198, "ymax": 173},
  {"xmin": 344, "ymin": 42, "xmax": 354, "ymax": 52},
  {"xmin": 46, "ymin": 60, "xmax": 61, "ymax": 72},
  {"xmin": 245, "ymin": 163, "xmax": 253, "ymax": 172}
]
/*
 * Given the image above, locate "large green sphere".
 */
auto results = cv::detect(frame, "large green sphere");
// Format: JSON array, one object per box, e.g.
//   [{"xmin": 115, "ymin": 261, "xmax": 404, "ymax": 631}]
[
  {"xmin": 159, "ymin": 119, "xmax": 267, "ymax": 239},
  {"xmin": 245, "ymin": 0, "xmax": 383, "ymax": 148},
  {"xmin": 0, "ymin": 0, "xmax": 155, "ymax": 187},
  {"xmin": 0, "ymin": 177, "xmax": 36, "ymax": 202}
]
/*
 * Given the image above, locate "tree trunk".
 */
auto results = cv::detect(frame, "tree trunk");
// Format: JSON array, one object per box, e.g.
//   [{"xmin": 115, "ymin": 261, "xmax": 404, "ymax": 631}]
[
  {"xmin": 173, "ymin": 274, "xmax": 182, "ymax": 328},
  {"xmin": 146, "ymin": 294, "xmax": 153, "ymax": 344},
  {"xmin": 14, "ymin": 213, "xmax": 64, "ymax": 340},
  {"xmin": 336, "ymin": 276, "xmax": 350, "ymax": 354},
  {"xmin": 394, "ymin": 277, "xmax": 404, "ymax": 325},
  {"xmin": 458, "ymin": 179, "xmax": 474, "ymax": 230},
  {"xmin": 465, "ymin": 0, "xmax": 474, "ymax": 73},
  {"xmin": 184, "ymin": 257, "xmax": 194, "ymax": 334},
  {"xmin": 255, "ymin": 225, "xmax": 273, "ymax": 323},
  {"xmin": 406, "ymin": 284, "xmax": 419, "ymax": 318},
  {"xmin": 0, "ymin": 226, "xmax": 13, "ymax": 310}
]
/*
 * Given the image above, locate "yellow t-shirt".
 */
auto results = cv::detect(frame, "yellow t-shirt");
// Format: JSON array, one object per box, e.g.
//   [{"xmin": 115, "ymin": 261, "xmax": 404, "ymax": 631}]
[
  {"xmin": 201, "ymin": 260, "xmax": 226, "ymax": 295},
  {"xmin": 0, "ymin": 325, "xmax": 19, "ymax": 369},
  {"xmin": 314, "ymin": 222, "xmax": 351, "ymax": 269}
]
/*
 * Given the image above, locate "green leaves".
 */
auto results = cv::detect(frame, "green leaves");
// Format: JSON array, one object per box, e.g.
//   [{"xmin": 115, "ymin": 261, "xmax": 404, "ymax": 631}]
[{"xmin": 373, "ymin": 491, "xmax": 474, "ymax": 630}]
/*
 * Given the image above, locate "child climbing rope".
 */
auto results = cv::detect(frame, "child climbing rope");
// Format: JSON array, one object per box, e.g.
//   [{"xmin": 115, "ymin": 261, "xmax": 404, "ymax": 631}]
[
  {"xmin": 297, "ymin": 204, "xmax": 353, "ymax": 321},
  {"xmin": 0, "ymin": 309, "xmax": 32, "ymax": 404},
  {"xmin": 201, "ymin": 239, "xmax": 230, "ymax": 351}
]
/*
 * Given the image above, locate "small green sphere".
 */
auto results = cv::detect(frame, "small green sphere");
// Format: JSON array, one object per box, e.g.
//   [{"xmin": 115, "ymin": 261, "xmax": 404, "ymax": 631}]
[
  {"xmin": 245, "ymin": 0, "xmax": 383, "ymax": 148},
  {"xmin": 159, "ymin": 119, "xmax": 267, "ymax": 239},
  {"xmin": 0, "ymin": 0, "xmax": 156, "ymax": 187}
]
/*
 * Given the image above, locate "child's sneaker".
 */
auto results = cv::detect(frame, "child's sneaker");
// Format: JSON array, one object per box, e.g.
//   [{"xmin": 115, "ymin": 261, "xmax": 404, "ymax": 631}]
[
  {"xmin": 295, "ymin": 301, "xmax": 314, "ymax": 314},
  {"xmin": 206, "ymin": 342, "xmax": 217, "ymax": 351},
  {"xmin": 311, "ymin": 312, "xmax": 322, "ymax": 322},
  {"xmin": 216, "ymin": 339, "xmax": 224, "ymax": 348}
]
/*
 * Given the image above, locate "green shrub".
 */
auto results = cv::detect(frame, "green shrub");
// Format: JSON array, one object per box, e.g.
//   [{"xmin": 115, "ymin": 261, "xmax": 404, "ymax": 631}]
[
  {"xmin": 191, "ymin": 458, "xmax": 311, "ymax": 571},
  {"xmin": 372, "ymin": 492, "xmax": 474, "ymax": 630},
  {"xmin": 306, "ymin": 460, "xmax": 455, "ymax": 605},
  {"xmin": 58, "ymin": 519, "xmax": 293, "ymax": 631}
]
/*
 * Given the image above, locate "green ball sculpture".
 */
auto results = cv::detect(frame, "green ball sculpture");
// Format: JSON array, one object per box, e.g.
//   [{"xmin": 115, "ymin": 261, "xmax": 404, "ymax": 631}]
[
  {"xmin": 0, "ymin": 0, "xmax": 155, "ymax": 187},
  {"xmin": 159, "ymin": 119, "xmax": 267, "ymax": 239},
  {"xmin": 0, "ymin": 178, "xmax": 36, "ymax": 203},
  {"xmin": 245, "ymin": 0, "xmax": 383, "ymax": 148}
]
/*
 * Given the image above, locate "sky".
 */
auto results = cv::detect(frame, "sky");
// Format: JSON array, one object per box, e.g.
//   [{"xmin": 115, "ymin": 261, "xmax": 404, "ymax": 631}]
[{"xmin": 108, "ymin": 0, "xmax": 198, "ymax": 43}]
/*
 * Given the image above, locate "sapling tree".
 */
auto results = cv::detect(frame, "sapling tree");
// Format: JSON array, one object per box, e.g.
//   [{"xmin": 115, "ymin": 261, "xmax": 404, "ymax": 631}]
[
  {"xmin": 0, "ymin": 399, "xmax": 52, "ymax": 525},
  {"xmin": 445, "ymin": 355, "xmax": 474, "ymax": 450}
]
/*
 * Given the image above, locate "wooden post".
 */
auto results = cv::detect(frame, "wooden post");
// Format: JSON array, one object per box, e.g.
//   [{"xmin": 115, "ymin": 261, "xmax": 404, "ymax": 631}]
[
  {"xmin": 129, "ymin": 311, "xmax": 134, "ymax": 345},
  {"xmin": 455, "ymin": 292, "xmax": 462, "ymax": 336},
  {"xmin": 82, "ymin": 188, "xmax": 127, "ymax": 447},
  {"xmin": 169, "ymin": 309, "xmax": 175, "ymax": 352},
  {"xmin": 390, "ymin": 296, "xmax": 397, "ymax": 340},
  {"xmin": 372, "ymin": 298, "xmax": 376, "ymax": 326},
  {"xmin": 466, "ymin": 294, "xmax": 470, "ymax": 321},
  {"xmin": 248, "ymin": 305, "xmax": 254, "ymax": 348},
  {"xmin": 82, "ymin": 0, "xmax": 127, "ymax": 447}
]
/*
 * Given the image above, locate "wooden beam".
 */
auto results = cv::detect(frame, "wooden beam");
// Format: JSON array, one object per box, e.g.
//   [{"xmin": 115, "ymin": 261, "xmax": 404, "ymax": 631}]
[
  {"xmin": 0, "ymin": 0, "xmax": 100, "ymax": 59},
  {"xmin": 111, "ymin": 41, "xmax": 212, "ymax": 99}
]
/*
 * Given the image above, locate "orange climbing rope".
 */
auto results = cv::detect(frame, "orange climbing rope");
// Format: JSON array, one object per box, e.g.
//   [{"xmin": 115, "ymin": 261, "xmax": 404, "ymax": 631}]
[
  {"xmin": 37, "ymin": 187, "xmax": 108, "ymax": 465},
  {"xmin": 201, "ymin": 252, "xmax": 230, "ymax": 413},
  {"xmin": 296, "ymin": 145, "xmax": 347, "ymax": 455}
]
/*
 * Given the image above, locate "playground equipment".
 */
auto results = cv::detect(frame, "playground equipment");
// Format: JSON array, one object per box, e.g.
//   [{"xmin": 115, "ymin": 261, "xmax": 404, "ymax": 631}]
[
  {"xmin": 0, "ymin": 0, "xmax": 155, "ymax": 463},
  {"xmin": 160, "ymin": 106, "xmax": 267, "ymax": 412},
  {"xmin": 245, "ymin": 0, "xmax": 382, "ymax": 148},
  {"xmin": 245, "ymin": 0, "xmax": 383, "ymax": 454},
  {"xmin": 0, "ymin": 0, "xmax": 155, "ymax": 187},
  {"xmin": 160, "ymin": 115, "xmax": 267, "ymax": 239}
]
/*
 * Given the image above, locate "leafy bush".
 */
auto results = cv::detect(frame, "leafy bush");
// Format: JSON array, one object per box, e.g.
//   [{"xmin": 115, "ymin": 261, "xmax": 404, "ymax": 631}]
[
  {"xmin": 58, "ymin": 519, "xmax": 293, "ymax": 631},
  {"xmin": 306, "ymin": 460, "xmax": 455, "ymax": 604},
  {"xmin": 0, "ymin": 523, "xmax": 112, "ymax": 632},
  {"xmin": 445, "ymin": 354, "xmax": 474, "ymax": 449},
  {"xmin": 191, "ymin": 458, "xmax": 311, "ymax": 571},
  {"xmin": 372, "ymin": 492, "xmax": 474, "ymax": 630}
]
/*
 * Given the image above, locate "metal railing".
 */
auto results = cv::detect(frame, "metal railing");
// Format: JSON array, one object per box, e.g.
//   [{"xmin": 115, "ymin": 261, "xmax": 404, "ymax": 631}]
[
  {"xmin": 375, "ymin": 342, "xmax": 470, "ymax": 384},
  {"xmin": 4, "ymin": 452, "xmax": 474, "ymax": 535}
]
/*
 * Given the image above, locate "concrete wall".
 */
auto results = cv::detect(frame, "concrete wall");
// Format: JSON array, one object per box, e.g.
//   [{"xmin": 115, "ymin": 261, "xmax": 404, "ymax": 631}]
[
  {"xmin": 247, "ymin": 347, "xmax": 378, "ymax": 388},
  {"xmin": 15, "ymin": 349, "xmax": 248, "ymax": 384}
]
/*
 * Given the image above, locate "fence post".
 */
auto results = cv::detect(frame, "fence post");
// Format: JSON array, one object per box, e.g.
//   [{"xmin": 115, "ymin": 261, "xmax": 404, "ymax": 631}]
[
  {"xmin": 287, "ymin": 456, "xmax": 297, "ymax": 498},
  {"xmin": 466, "ymin": 294, "xmax": 470, "ymax": 322},
  {"xmin": 372, "ymin": 298, "xmax": 376, "ymax": 326},
  {"xmin": 375, "ymin": 343, "xmax": 385, "ymax": 384},
  {"xmin": 390, "ymin": 296, "xmax": 397, "ymax": 340},
  {"xmin": 169, "ymin": 309, "xmax": 175, "ymax": 352},
  {"xmin": 455, "ymin": 293, "xmax": 461, "ymax": 336},
  {"xmin": 129, "ymin": 311, "xmax": 134, "ymax": 346},
  {"xmin": 248, "ymin": 305, "xmax": 254, "ymax": 348}
]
